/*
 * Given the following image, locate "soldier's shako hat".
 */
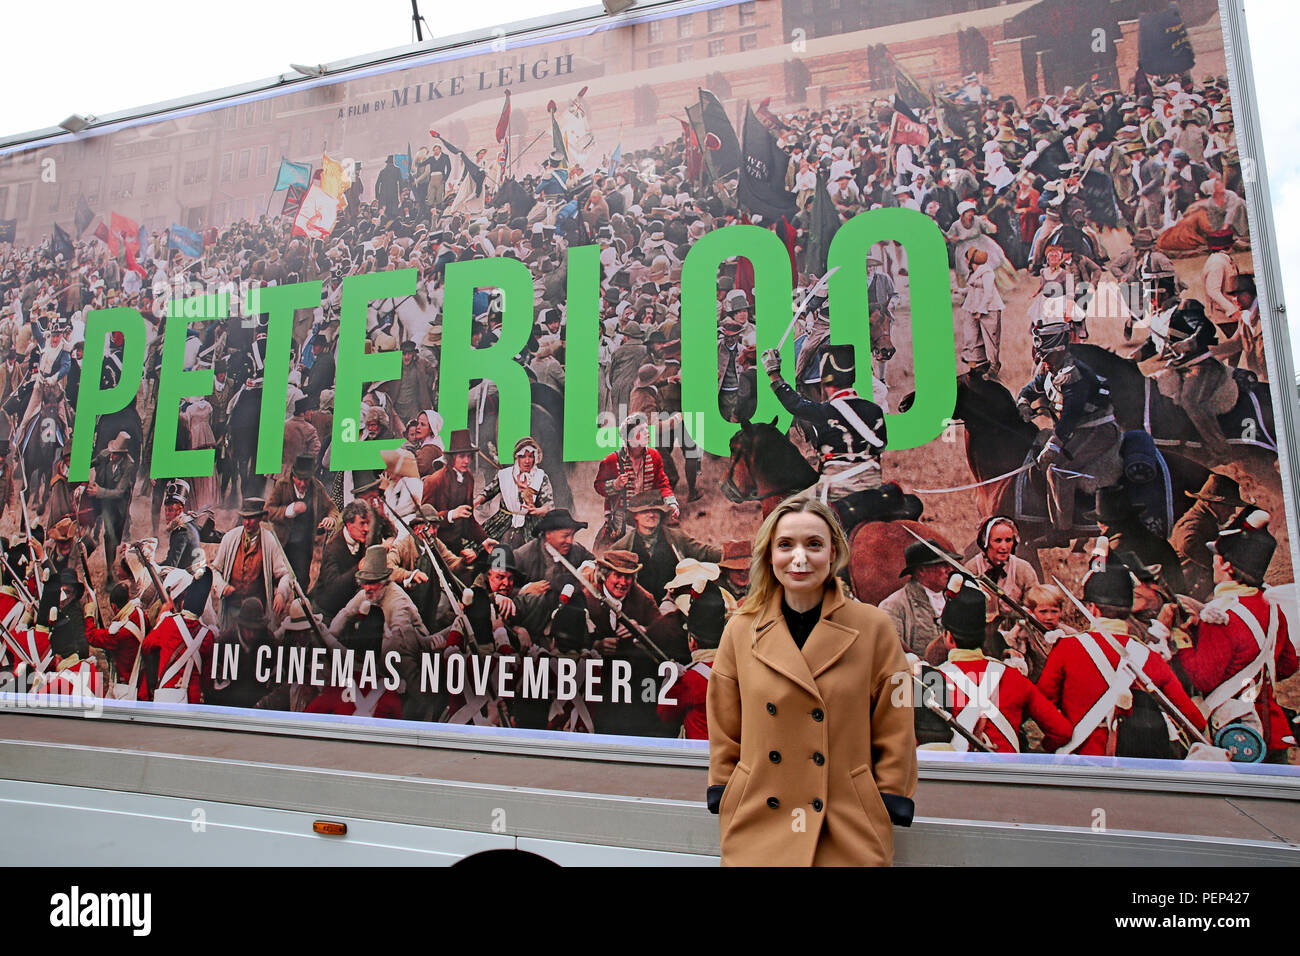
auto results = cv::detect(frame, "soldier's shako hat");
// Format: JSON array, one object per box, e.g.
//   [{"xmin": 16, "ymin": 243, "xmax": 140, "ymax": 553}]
[
  {"xmin": 1031, "ymin": 322, "xmax": 1071, "ymax": 358},
  {"xmin": 687, "ymin": 582, "xmax": 728, "ymax": 649},
  {"xmin": 183, "ymin": 567, "xmax": 213, "ymax": 616},
  {"xmin": 56, "ymin": 567, "xmax": 84, "ymax": 607},
  {"xmin": 355, "ymin": 545, "xmax": 393, "ymax": 584},
  {"xmin": 1084, "ymin": 486, "xmax": 1146, "ymax": 525},
  {"xmin": 820, "ymin": 344, "xmax": 856, "ymax": 387},
  {"xmin": 941, "ymin": 583, "xmax": 987, "ymax": 638},
  {"xmin": 163, "ymin": 478, "xmax": 190, "ymax": 506},
  {"xmin": 1082, "ymin": 564, "xmax": 1133, "ymax": 609},
  {"xmin": 548, "ymin": 596, "xmax": 593, "ymax": 654},
  {"xmin": 536, "ymin": 509, "xmax": 587, "ymax": 533},
  {"xmin": 1208, "ymin": 514, "xmax": 1276, "ymax": 582}
]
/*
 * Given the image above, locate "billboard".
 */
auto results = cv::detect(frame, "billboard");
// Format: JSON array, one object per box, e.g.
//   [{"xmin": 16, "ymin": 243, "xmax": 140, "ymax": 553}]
[{"xmin": 0, "ymin": 0, "xmax": 1296, "ymax": 774}]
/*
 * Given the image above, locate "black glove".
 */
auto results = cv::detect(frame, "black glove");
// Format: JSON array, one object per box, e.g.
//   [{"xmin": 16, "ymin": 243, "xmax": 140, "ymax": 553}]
[{"xmin": 706, "ymin": 784, "xmax": 725, "ymax": 815}]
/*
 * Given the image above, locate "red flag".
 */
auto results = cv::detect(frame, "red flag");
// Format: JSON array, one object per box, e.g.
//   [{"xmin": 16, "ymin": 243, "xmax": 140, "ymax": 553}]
[
  {"xmin": 108, "ymin": 212, "xmax": 141, "ymax": 256},
  {"xmin": 93, "ymin": 221, "xmax": 110, "ymax": 246},
  {"xmin": 494, "ymin": 90, "xmax": 512, "ymax": 143},
  {"xmin": 680, "ymin": 119, "xmax": 703, "ymax": 185},
  {"xmin": 123, "ymin": 242, "xmax": 147, "ymax": 278},
  {"xmin": 889, "ymin": 111, "xmax": 929, "ymax": 149}
]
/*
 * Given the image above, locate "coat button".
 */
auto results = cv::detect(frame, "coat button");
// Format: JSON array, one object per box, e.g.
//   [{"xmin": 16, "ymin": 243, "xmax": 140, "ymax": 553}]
[
  {"xmin": 766, "ymin": 797, "xmax": 780, "ymax": 809},
  {"xmin": 812, "ymin": 798, "xmax": 824, "ymax": 812},
  {"xmin": 811, "ymin": 708, "xmax": 824, "ymax": 722},
  {"xmin": 766, "ymin": 702, "xmax": 777, "ymax": 715},
  {"xmin": 769, "ymin": 750, "xmax": 781, "ymax": 764},
  {"xmin": 812, "ymin": 752, "xmax": 825, "ymax": 766}
]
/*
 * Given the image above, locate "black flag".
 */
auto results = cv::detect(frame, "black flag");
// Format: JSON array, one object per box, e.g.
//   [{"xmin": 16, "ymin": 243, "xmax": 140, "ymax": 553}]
[
  {"xmin": 1138, "ymin": 7, "xmax": 1195, "ymax": 76},
  {"xmin": 892, "ymin": 95, "xmax": 919, "ymax": 125},
  {"xmin": 74, "ymin": 194, "xmax": 94, "ymax": 237},
  {"xmin": 0, "ymin": 219, "xmax": 14, "ymax": 244},
  {"xmin": 895, "ymin": 60, "xmax": 931, "ymax": 115},
  {"xmin": 804, "ymin": 169, "xmax": 840, "ymax": 275},
  {"xmin": 52, "ymin": 223, "xmax": 74, "ymax": 260},
  {"xmin": 698, "ymin": 88, "xmax": 741, "ymax": 180},
  {"xmin": 738, "ymin": 104, "xmax": 797, "ymax": 222}
]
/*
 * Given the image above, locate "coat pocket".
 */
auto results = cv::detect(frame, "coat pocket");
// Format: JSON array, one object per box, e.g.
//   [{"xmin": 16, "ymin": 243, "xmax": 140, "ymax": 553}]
[
  {"xmin": 848, "ymin": 763, "xmax": 893, "ymax": 858},
  {"xmin": 719, "ymin": 762, "xmax": 752, "ymax": 821}
]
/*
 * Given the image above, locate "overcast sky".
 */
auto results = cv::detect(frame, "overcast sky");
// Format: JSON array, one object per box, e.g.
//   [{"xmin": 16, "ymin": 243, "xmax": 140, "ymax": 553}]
[{"xmin": 3, "ymin": 0, "xmax": 1297, "ymax": 358}]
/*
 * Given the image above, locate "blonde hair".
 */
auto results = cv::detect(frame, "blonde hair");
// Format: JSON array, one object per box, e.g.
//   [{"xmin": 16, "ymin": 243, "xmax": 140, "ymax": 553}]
[
  {"xmin": 737, "ymin": 494, "xmax": 851, "ymax": 621},
  {"xmin": 1024, "ymin": 584, "xmax": 1064, "ymax": 610}
]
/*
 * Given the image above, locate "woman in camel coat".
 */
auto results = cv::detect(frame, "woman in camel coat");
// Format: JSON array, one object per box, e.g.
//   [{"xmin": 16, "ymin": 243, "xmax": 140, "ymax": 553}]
[{"xmin": 706, "ymin": 495, "xmax": 917, "ymax": 866}]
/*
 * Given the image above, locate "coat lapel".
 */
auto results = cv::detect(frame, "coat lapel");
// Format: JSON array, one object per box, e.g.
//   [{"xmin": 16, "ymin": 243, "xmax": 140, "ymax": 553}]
[
  {"xmin": 801, "ymin": 585, "xmax": 859, "ymax": 679},
  {"xmin": 752, "ymin": 590, "xmax": 821, "ymax": 699}
]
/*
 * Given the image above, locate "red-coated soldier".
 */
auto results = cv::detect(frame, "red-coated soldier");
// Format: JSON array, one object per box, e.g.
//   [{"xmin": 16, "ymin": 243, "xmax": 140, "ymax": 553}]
[
  {"xmin": 927, "ymin": 578, "xmax": 1073, "ymax": 754},
  {"xmin": 1174, "ymin": 512, "xmax": 1299, "ymax": 762},
  {"xmin": 1038, "ymin": 543, "xmax": 1206, "ymax": 758},
  {"xmin": 658, "ymin": 581, "xmax": 728, "ymax": 740},
  {"xmin": 84, "ymin": 582, "xmax": 148, "ymax": 700},
  {"xmin": 140, "ymin": 568, "xmax": 216, "ymax": 704}
]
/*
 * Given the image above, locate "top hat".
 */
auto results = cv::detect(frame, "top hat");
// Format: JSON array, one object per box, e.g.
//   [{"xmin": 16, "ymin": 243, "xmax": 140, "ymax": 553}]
[
  {"xmin": 941, "ymin": 582, "xmax": 987, "ymax": 638},
  {"xmin": 355, "ymin": 545, "xmax": 393, "ymax": 584},
  {"xmin": 899, "ymin": 541, "xmax": 955, "ymax": 577},
  {"xmin": 291, "ymin": 454, "xmax": 316, "ymax": 480},
  {"xmin": 443, "ymin": 429, "xmax": 477, "ymax": 456},
  {"xmin": 536, "ymin": 509, "xmax": 588, "ymax": 533},
  {"xmin": 1186, "ymin": 473, "xmax": 1248, "ymax": 506},
  {"xmin": 1084, "ymin": 486, "xmax": 1146, "ymax": 525}
]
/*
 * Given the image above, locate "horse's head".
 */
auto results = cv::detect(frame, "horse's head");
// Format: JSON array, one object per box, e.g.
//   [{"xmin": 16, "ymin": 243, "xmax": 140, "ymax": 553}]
[
  {"xmin": 722, "ymin": 419, "xmax": 761, "ymax": 504},
  {"xmin": 38, "ymin": 379, "xmax": 64, "ymax": 408},
  {"xmin": 869, "ymin": 308, "xmax": 896, "ymax": 363}
]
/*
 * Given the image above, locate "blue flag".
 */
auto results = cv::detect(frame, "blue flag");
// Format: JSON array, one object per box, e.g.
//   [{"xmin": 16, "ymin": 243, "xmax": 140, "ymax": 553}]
[
  {"xmin": 608, "ymin": 140, "xmax": 622, "ymax": 176},
  {"xmin": 394, "ymin": 147, "xmax": 412, "ymax": 182},
  {"xmin": 168, "ymin": 224, "xmax": 202, "ymax": 258},
  {"xmin": 273, "ymin": 159, "xmax": 312, "ymax": 192}
]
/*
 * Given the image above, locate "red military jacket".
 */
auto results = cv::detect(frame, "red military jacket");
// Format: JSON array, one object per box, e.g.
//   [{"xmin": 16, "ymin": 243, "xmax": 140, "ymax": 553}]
[
  {"xmin": 85, "ymin": 601, "xmax": 148, "ymax": 691},
  {"xmin": 934, "ymin": 650, "xmax": 1073, "ymax": 754},
  {"xmin": 1037, "ymin": 619, "xmax": 1206, "ymax": 756},
  {"xmin": 305, "ymin": 684, "xmax": 404, "ymax": 720},
  {"xmin": 140, "ymin": 610, "xmax": 215, "ymax": 704},
  {"xmin": 34, "ymin": 656, "xmax": 103, "ymax": 698},
  {"xmin": 1, "ymin": 626, "xmax": 50, "ymax": 678},
  {"xmin": 658, "ymin": 656, "xmax": 712, "ymax": 740},
  {"xmin": 1175, "ymin": 584, "xmax": 1299, "ymax": 751}
]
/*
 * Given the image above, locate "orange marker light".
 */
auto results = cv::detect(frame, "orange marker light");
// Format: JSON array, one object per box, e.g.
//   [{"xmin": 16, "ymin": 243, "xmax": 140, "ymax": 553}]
[{"xmin": 313, "ymin": 820, "xmax": 348, "ymax": 836}]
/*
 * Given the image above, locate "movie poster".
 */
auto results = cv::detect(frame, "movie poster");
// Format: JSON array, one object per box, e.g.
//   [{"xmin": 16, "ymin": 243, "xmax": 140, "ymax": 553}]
[{"xmin": 0, "ymin": 0, "xmax": 1296, "ymax": 772}]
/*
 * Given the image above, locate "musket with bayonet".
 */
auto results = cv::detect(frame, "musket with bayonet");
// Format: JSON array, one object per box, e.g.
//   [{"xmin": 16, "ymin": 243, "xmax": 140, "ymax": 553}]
[
  {"xmin": 543, "ymin": 541, "xmax": 670, "ymax": 664},
  {"xmin": 1050, "ymin": 574, "xmax": 1213, "ymax": 748},
  {"xmin": 388, "ymin": 506, "xmax": 479, "ymax": 650},
  {"xmin": 77, "ymin": 539, "xmax": 106, "ymax": 629},
  {"xmin": 903, "ymin": 527, "xmax": 1048, "ymax": 636},
  {"xmin": 911, "ymin": 665, "xmax": 994, "ymax": 753},
  {"xmin": 130, "ymin": 541, "xmax": 172, "ymax": 615},
  {"xmin": 0, "ymin": 552, "xmax": 37, "ymax": 608}
]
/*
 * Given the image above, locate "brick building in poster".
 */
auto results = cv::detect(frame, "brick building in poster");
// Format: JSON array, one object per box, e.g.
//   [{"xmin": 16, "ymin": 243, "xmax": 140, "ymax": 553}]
[{"xmin": 0, "ymin": 0, "xmax": 1226, "ymax": 248}]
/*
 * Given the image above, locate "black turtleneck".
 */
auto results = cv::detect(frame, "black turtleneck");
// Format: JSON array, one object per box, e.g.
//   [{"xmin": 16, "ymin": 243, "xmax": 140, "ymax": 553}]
[{"xmin": 782, "ymin": 596, "xmax": 823, "ymax": 650}]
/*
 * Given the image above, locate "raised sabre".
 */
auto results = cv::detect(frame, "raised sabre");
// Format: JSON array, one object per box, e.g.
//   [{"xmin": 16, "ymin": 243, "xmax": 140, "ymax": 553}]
[{"xmin": 777, "ymin": 266, "xmax": 841, "ymax": 352}]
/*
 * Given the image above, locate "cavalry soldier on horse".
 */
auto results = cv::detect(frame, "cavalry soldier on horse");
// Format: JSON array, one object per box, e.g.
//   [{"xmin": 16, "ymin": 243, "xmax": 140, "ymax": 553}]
[
  {"xmin": 1145, "ymin": 299, "xmax": 1240, "ymax": 462},
  {"xmin": 1016, "ymin": 322, "xmax": 1123, "ymax": 541},
  {"xmin": 761, "ymin": 343, "xmax": 887, "ymax": 503}
]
